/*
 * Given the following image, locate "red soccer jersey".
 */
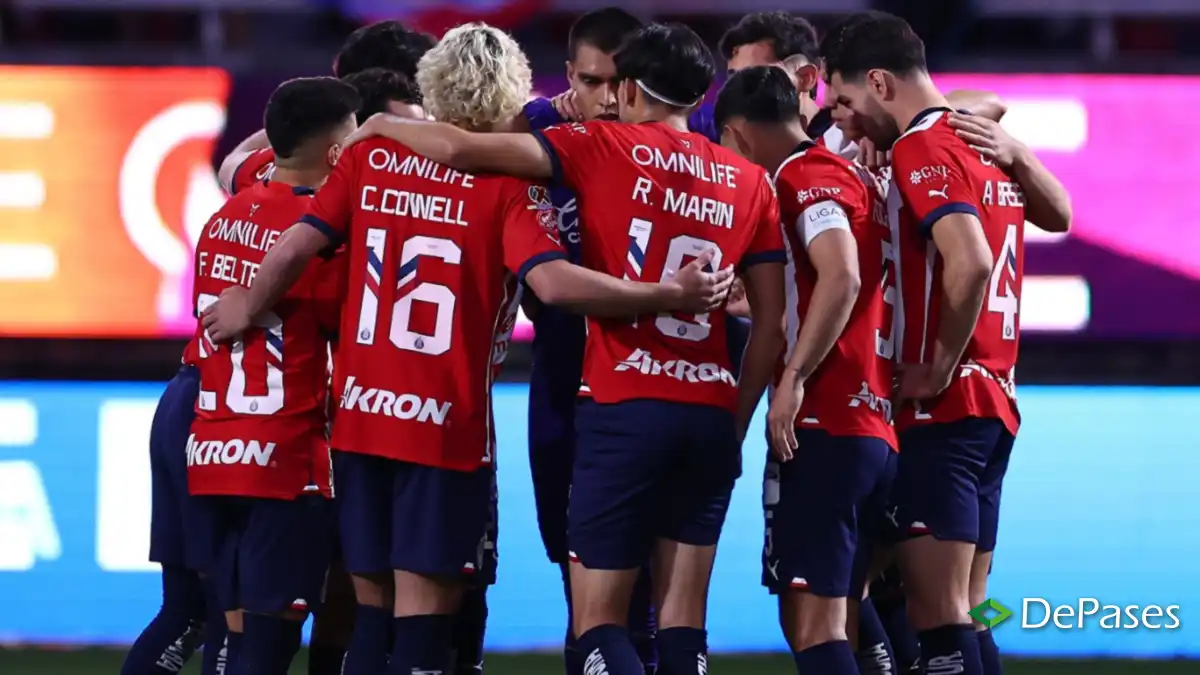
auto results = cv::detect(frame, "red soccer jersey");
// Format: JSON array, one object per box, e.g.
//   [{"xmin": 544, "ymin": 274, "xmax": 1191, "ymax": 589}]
[
  {"xmin": 533, "ymin": 121, "xmax": 785, "ymax": 412},
  {"xmin": 226, "ymin": 148, "xmax": 277, "ymax": 195},
  {"xmin": 775, "ymin": 142, "xmax": 898, "ymax": 449},
  {"xmin": 187, "ymin": 180, "xmax": 342, "ymax": 499},
  {"xmin": 889, "ymin": 108, "xmax": 1024, "ymax": 434},
  {"xmin": 301, "ymin": 138, "xmax": 567, "ymax": 471}
]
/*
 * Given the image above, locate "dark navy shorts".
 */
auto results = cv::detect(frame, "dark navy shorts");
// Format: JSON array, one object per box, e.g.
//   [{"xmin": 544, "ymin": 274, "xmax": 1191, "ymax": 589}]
[
  {"xmin": 568, "ymin": 399, "xmax": 740, "ymax": 571},
  {"xmin": 762, "ymin": 428, "xmax": 895, "ymax": 597},
  {"xmin": 333, "ymin": 451, "xmax": 497, "ymax": 585},
  {"xmin": 529, "ymin": 431, "xmax": 574, "ymax": 565},
  {"xmin": 148, "ymin": 365, "xmax": 213, "ymax": 572},
  {"xmin": 202, "ymin": 494, "xmax": 334, "ymax": 614},
  {"xmin": 890, "ymin": 418, "xmax": 1016, "ymax": 551}
]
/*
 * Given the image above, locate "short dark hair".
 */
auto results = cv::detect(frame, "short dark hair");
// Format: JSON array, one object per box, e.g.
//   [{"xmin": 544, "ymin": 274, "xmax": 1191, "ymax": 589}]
[
  {"xmin": 568, "ymin": 7, "xmax": 643, "ymax": 60},
  {"xmin": 614, "ymin": 23, "xmax": 714, "ymax": 109},
  {"xmin": 820, "ymin": 11, "xmax": 927, "ymax": 82},
  {"xmin": 342, "ymin": 68, "xmax": 422, "ymax": 123},
  {"xmin": 333, "ymin": 20, "xmax": 435, "ymax": 80},
  {"xmin": 713, "ymin": 66, "xmax": 801, "ymax": 131},
  {"xmin": 718, "ymin": 11, "xmax": 819, "ymax": 64},
  {"xmin": 264, "ymin": 77, "xmax": 361, "ymax": 159}
]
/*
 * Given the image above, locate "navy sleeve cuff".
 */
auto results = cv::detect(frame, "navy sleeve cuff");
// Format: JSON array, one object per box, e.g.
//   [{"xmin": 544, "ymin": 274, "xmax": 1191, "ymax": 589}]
[
  {"xmin": 523, "ymin": 98, "xmax": 566, "ymax": 131},
  {"xmin": 530, "ymin": 130, "xmax": 565, "ymax": 187},
  {"xmin": 917, "ymin": 202, "xmax": 980, "ymax": 239},
  {"xmin": 300, "ymin": 213, "xmax": 344, "ymax": 246},
  {"xmin": 738, "ymin": 249, "xmax": 787, "ymax": 273},
  {"xmin": 517, "ymin": 250, "xmax": 568, "ymax": 283}
]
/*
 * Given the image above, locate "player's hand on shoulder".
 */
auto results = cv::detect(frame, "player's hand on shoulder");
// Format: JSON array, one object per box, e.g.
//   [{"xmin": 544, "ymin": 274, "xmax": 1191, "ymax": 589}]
[
  {"xmin": 767, "ymin": 373, "xmax": 803, "ymax": 462},
  {"xmin": 725, "ymin": 278, "xmax": 751, "ymax": 319},
  {"xmin": 948, "ymin": 112, "xmax": 1025, "ymax": 170},
  {"xmin": 550, "ymin": 90, "xmax": 584, "ymax": 123},
  {"xmin": 893, "ymin": 361, "xmax": 952, "ymax": 407},
  {"xmin": 661, "ymin": 249, "xmax": 735, "ymax": 313},
  {"xmin": 201, "ymin": 286, "xmax": 252, "ymax": 343}
]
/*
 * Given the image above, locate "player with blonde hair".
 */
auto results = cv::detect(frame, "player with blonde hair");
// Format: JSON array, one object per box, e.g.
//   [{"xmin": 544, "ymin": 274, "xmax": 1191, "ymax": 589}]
[{"xmin": 417, "ymin": 22, "xmax": 532, "ymax": 132}]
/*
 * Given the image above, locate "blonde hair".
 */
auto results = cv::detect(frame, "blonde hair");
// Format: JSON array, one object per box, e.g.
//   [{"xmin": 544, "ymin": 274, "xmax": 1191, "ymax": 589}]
[{"xmin": 417, "ymin": 23, "xmax": 532, "ymax": 131}]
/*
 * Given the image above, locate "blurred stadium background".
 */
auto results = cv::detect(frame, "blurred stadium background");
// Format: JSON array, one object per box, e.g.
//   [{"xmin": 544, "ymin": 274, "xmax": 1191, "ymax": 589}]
[{"xmin": 1, "ymin": 0, "xmax": 1199, "ymax": 672}]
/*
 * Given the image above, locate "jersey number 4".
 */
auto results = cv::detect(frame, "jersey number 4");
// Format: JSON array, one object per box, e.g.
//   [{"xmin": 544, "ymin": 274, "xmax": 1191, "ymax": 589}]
[
  {"xmin": 355, "ymin": 228, "xmax": 460, "ymax": 354},
  {"xmin": 626, "ymin": 217, "xmax": 723, "ymax": 342},
  {"xmin": 196, "ymin": 293, "xmax": 285, "ymax": 416},
  {"xmin": 986, "ymin": 223, "xmax": 1020, "ymax": 341}
]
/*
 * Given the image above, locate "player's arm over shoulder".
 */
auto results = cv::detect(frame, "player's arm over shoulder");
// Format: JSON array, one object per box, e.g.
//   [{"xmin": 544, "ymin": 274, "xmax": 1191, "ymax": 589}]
[
  {"xmin": 945, "ymin": 90, "xmax": 1007, "ymax": 122},
  {"xmin": 218, "ymin": 130, "xmax": 271, "ymax": 194},
  {"xmin": 354, "ymin": 113, "xmax": 553, "ymax": 180}
]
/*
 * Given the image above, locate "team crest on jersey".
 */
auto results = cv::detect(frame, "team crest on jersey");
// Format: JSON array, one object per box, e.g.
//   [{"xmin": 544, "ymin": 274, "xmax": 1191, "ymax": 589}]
[{"xmin": 526, "ymin": 185, "xmax": 561, "ymax": 242}]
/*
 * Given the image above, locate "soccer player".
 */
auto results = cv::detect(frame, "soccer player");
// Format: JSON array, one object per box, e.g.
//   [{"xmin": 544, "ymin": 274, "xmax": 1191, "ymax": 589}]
[
  {"xmin": 201, "ymin": 23, "xmax": 734, "ymax": 675},
  {"xmin": 188, "ymin": 76, "xmax": 359, "ymax": 675},
  {"xmin": 346, "ymin": 22, "xmax": 787, "ymax": 675},
  {"xmin": 218, "ymin": 20, "xmax": 434, "ymax": 196},
  {"xmin": 518, "ymin": 8, "xmax": 660, "ymax": 674},
  {"xmin": 821, "ymin": 12, "xmax": 1040, "ymax": 675},
  {"xmin": 122, "ymin": 358, "xmax": 221, "ymax": 675},
  {"xmin": 715, "ymin": 10, "xmax": 1007, "ymax": 163},
  {"xmin": 714, "ymin": 65, "xmax": 899, "ymax": 675}
]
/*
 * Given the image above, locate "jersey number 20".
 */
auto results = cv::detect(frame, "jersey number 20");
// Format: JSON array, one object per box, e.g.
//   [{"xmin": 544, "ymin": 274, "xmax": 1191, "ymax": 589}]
[{"xmin": 196, "ymin": 293, "xmax": 285, "ymax": 416}]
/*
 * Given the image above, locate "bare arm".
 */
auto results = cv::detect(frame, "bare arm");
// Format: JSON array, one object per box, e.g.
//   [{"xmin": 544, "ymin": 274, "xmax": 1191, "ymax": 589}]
[
  {"xmin": 735, "ymin": 261, "xmax": 786, "ymax": 438},
  {"xmin": 217, "ymin": 129, "xmax": 270, "ymax": 193},
  {"xmin": 352, "ymin": 114, "xmax": 553, "ymax": 179},
  {"xmin": 945, "ymin": 89, "xmax": 1007, "ymax": 122},
  {"xmin": 1012, "ymin": 145, "xmax": 1072, "ymax": 233},
  {"xmin": 524, "ymin": 257, "xmax": 732, "ymax": 318},
  {"xmin": 929, "ymin": 214, "xmax": 992, "ymax": 378},
  {"xmin": 781, "ymin": 230, "xmax": 861, "ymax": 383}
]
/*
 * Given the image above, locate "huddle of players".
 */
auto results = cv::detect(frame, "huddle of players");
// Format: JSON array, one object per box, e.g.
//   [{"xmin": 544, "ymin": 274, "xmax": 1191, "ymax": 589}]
[{"xmin": 129, "ymin": 7, "xmax": 1073, "ymax": 675}]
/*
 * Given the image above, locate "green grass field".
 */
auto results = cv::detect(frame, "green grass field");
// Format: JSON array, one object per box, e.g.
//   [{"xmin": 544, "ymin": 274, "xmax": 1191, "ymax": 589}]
[{"xmin": 1, "ymin": 649, "xmax": 1197, "ymax": 674}]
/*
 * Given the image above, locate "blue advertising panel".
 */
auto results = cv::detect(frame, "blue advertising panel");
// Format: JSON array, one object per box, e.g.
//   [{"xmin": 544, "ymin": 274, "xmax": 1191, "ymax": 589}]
[{"xmin": 0, "ymin": 382, "xmax": 1196, "ymax": 656}]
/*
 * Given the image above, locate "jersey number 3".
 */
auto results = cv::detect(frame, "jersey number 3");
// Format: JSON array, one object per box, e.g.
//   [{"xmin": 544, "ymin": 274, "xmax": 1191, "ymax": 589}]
[{"xmin": 355, "ymin": 229, "xmax": 461, "ymax": 354}]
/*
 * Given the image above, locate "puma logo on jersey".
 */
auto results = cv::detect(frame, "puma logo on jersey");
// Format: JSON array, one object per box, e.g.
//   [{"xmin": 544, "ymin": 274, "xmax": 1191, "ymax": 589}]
[
  {"xmin": 186, "ymin": 436, "xmax": 276, "ymax": 467},
  {"xmin": 928, "ymin": 184, "xmax": 949, "ymax": 199},
  {"xmin": 614, "ymin": 348, "xmax": 736, "ymax": 386},
  {"xmin": 340, "ymin": 375, "xmax": 451, "ymax": 425}
]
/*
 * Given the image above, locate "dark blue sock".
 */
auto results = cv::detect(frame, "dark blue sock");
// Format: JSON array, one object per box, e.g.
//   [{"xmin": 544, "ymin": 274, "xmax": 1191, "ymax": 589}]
[
  {"xmin": 977, "ymin": 629, "xmax": 1003, "ymax": 675},
  {"xmin": 560, "ymin": 563, "xmax": 584, "ymax": 675},
  {"xmin": 199, "ymin": 579, "xmax": 228, "ymax": 675},
  {"xmin": 387, "ymin": 614, "xmax": 454, "ymax": 675},
  {"xmin": 307, "ymin": 642, "xmax": 347, "ymax": 675},
  {"xmin": 452, "ymin": 588, "xmax": 488, "ymax": 674},
  {"xmin": 576, "ymin": 624, "xmax": 645, "ymax": 675},
  {"xmin": 231, "ymin": 613, "xmax": 303, "ymax": 675},
  {"xmin": 121, "ymin": 566, "xmax": 207, "ymax": 675},
  {"xmin": 918, "ymin": 624, "xmax": 983, "ymax": 675},
  {"xmin": 856, "ymin": 599, "xmax": 897, "ymax": 674},
  {"xmin": 654, "ymin": 627, "xmax": 707, "ymax": 675},
  {"xmin": 343, "ymin": 605, "xmax": 392, "ymax": 675},
  {"xmin": 225, "ymin": 632, "xmax": 243, "ymax": 674},
  {"xmin": 628, "ymin": 569, "xmax": 657, "ymax": 674},
  {"xmin": 875, "ymin": 595, "xmax": 920, "ymax": 672},
  {"xmin": 792, "ymin": 640, "xmax": 857, "ymax": 675}
]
